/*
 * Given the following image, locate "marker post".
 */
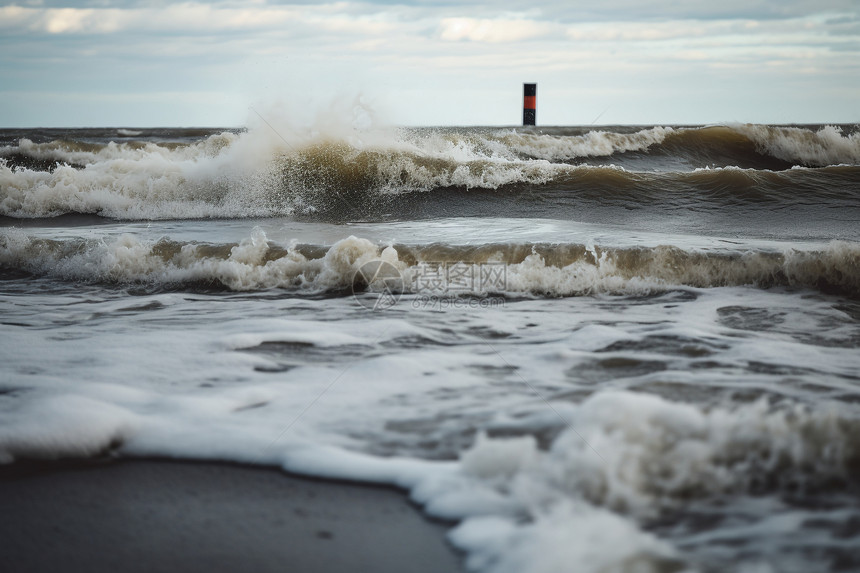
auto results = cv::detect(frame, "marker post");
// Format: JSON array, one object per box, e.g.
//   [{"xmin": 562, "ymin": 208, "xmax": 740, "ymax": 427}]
[{"xmin": 523, "ymin": 83, "xmax": 536, "ymax": 126}]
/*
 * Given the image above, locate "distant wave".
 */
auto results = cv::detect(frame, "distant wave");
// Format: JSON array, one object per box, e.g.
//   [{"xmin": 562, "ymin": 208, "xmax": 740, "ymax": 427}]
[
  {"xmin": 2, "ymin": 229, "xmax": 857, "ymax": 297},
  {"xmin": 1, "ymin": 124, "xmax": 858, "ymax": 220}
]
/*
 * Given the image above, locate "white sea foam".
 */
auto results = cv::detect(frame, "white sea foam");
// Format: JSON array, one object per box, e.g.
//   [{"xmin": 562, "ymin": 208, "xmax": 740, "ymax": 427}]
[
  {"xmin": 2, "ymin": 382, "xmax": 858, "ymax": 572},
  {"xmin": 0, "ymin": 131, "xmax": 285, "ymax": 219},
  {"xmin": 496, "ymin": 126, "xmax": 675, "ymax": 161},
  {"xmin": 2, "ymin": 122, "xmax": 857, "ymax": 219},
  {"xmin": 1, "ymin": 228, "xmax": 858, "ymax": 296},
  {"xmin": 2, "ymin": 243, "xmax": 860, "ymax": 572},
  {"xmin": 0, "ymin": 127, "xmax": 568, "ymax": 218},
  {"xmin": 442, "ymin": 391, "xmax": 860, "ymax": 572},
  {"xmin": 736, "ymin": 124, "xmax": 860, "ymax": 166},
  {"xmin": 0, "ymin": 394, "xmax": 138, "ymax": 463},
  {"xmin": 2, "ymin": 118, "xmax": 860, "ymax": 573}
]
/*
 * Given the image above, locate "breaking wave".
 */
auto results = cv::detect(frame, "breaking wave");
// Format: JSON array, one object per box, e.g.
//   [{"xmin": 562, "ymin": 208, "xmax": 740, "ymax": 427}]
[
  {"xmin": 1, "ymin": 123, "xmax": 858, "ymax": 220},
  {"xmin": 2, "ymin": 229, "xmax": 858, "ymax": 297},
  {"xmin": 449, "ymin": 391, "xmax": 860, "ymax": 572}
]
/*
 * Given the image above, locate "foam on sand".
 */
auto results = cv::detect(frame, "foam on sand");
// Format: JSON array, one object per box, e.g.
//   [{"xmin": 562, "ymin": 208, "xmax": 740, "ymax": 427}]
[{"xmin": 3, "ymin": 386, "xmax": 859, "ymax": 573}]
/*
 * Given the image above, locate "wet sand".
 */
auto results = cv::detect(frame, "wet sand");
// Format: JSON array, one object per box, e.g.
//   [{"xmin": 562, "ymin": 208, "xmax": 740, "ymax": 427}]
[{"xmin": 0, "ymin": 458, "xmax": 463, "ymax": 573}]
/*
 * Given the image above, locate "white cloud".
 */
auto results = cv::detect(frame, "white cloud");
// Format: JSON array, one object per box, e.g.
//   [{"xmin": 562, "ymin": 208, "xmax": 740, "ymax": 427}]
[
  {"xmin": 439, "ymin": 17, "xmax": 558, "ymax": 43},
  {"xmin": 0, "ymin": 4, "xmax": 304, "ymax": 34}
]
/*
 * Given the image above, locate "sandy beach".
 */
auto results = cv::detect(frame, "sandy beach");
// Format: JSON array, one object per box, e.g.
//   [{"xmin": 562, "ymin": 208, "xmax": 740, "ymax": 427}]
[{"xmin": 0, "ymin": 458, "xmax": 464, "ymax": 573}]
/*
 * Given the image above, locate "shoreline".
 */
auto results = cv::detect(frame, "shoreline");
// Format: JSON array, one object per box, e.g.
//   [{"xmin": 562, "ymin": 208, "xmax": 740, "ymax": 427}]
[{"xmin": 0, "ymin": 457, "xmax": 464, "ymax": 573}]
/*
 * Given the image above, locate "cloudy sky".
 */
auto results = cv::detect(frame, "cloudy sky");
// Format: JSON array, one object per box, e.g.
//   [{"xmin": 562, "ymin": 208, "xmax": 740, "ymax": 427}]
[{"xmin": 1, "ymin": 0, "xmax": 858, "ymax": 127}]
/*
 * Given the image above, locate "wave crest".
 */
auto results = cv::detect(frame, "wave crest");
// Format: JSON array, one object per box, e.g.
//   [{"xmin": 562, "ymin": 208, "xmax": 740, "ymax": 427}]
[
  {"xmin": 2, "ymin": 229, "xmax": 857, "ymax": 297},
  {"xmin": 2, "ymin": 123, "xmax": 857, "ymax": 220},
  {"xmin": 447, "ymin": 390, "xmax": 860, "ymax": 573}
]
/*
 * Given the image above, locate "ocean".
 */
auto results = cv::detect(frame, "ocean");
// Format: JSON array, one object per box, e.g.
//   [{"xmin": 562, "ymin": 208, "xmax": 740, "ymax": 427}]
[{"xmin": 1, "ymin": 122, "xmax": 859, "ymax": 572}]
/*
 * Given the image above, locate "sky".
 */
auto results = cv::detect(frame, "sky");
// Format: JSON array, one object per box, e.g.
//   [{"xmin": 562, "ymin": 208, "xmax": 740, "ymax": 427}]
[{"xmin": 0, "ymin": 0, "xmax": 858, "ymax": 127}]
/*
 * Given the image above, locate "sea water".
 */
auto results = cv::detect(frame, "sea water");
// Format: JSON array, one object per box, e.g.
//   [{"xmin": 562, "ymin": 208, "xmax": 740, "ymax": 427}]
[{"xmin": 2, "ymin": 120, "xmax": 859, "ymax": 572}]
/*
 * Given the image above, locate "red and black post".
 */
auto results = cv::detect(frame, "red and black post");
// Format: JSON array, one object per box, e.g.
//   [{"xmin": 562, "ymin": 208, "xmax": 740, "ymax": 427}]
[{"xmin": 523, "ymin": 83, "xmax": 537, "ymax": 126}]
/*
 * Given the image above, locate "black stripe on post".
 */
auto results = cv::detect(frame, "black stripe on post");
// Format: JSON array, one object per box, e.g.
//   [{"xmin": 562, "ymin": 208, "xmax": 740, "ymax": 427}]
[{"xmin": 523, "ymin": 83, "xmax": 536, "ymax": 126}]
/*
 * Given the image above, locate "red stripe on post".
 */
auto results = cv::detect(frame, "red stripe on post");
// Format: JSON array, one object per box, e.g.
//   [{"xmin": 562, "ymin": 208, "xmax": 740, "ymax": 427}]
[{"xmin": 523, "ymin": 96, "xmax": 536, "ymax": 110}]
